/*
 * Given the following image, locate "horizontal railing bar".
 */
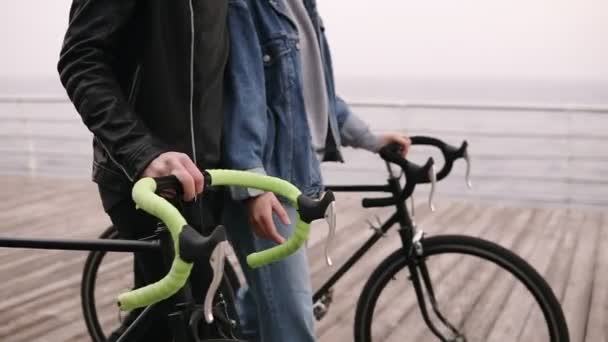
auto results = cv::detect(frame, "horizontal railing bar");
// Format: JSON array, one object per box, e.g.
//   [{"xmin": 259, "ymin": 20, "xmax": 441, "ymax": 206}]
[
  {"xmin": 349, "ymin": 100, "xmax": 608, "ymax": 114},
  {"xmin": 2, "ymin": 96, "xmax": 607, "ymax": 113}
]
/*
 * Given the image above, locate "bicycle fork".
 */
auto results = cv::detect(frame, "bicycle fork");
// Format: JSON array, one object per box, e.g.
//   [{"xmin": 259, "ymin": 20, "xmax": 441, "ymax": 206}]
[{"xmin": 407, "ymin": 235, "xmax": 466, "ymax": 342}]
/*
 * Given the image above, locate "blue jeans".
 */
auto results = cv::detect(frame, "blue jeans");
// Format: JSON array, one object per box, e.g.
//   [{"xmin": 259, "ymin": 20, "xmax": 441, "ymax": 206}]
[{"xmin": 223, "ymin": 198, "xmax": 316, "ymax": 342}]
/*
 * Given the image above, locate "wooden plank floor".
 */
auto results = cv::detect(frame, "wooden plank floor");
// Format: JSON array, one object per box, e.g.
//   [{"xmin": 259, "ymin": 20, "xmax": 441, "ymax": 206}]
[{"xmin": 0, "ymin": 176, "xmax": 606, "ymax": 341}]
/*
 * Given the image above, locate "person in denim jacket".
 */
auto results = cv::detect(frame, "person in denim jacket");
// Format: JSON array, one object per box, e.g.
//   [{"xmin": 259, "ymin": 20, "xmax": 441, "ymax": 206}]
[{"xmin": 223, "ymin": 0, "xmax": 410, "ymax": 341}]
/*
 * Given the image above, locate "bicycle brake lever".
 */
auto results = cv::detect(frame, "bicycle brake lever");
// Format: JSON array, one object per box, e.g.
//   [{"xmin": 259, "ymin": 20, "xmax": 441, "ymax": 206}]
[
  {"xmin": 324, "ymin": 201, "xmax": 336, "ymax": 266},
  {"xmin": 428, "ymin": 164, "xmax": 437, "ymax": 212},
  {"xmin": 464, "ymin": 150, "xmax": 473, "ymax": 189},
  {"xmin": 203, "ymin": 240, "xmax": 229, "ymax": 323}
]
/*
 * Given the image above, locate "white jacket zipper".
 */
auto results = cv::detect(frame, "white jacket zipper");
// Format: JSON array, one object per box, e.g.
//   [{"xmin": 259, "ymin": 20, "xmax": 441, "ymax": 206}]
[
  {"xmin": 128, "ymin": 64, "xmax": 142, "ymax": 103},
  {"xmin": 188, "ymin": 0, "xmax": 198, "ymax": 164}
]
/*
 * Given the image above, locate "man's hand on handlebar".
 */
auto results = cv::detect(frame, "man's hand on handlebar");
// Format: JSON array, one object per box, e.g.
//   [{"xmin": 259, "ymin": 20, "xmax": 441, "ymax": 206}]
[
  {"xmin": 141, "ymin": 152, "xmax": 205, "ymax": 201},
  {"xmin": 378, "ymin": 133, "xmax": 411, "ymax": 157}
]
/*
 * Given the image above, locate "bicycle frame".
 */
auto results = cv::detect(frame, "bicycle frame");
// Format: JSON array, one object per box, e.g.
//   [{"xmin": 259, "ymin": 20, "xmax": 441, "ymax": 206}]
[
  {"xmin": 0, "ymin": 235, "xmax": 160, "ymax": 252},
  {"xmin": 316, "ymin": 173, "xmax": 413, "ymax": 300},
  {"xmin": 320, "ymin": 167, "xmax": 456, "ymax": 341}
]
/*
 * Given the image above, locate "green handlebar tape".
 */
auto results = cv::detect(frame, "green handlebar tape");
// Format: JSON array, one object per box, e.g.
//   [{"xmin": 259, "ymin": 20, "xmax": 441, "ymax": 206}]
[
  {"xmin": 247, "ymin": 219, "xmax": 310, "ymax": 268},
  {"xmin": 207, "ymin": 170, "xmax": 307, "ymax": 268},
  {"xmin": 208, "ymin": 169, "xmax": 301, "ymax": 205},
  {"xmin": 118, "ymin": 170, "xmax": 314, "ymax": 310},
  {"xmin": 118, "ymin": 178, "xmax": 192, "ymax": 311}
]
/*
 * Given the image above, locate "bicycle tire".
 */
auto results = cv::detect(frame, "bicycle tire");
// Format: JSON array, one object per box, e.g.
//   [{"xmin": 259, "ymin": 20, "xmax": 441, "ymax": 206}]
[
  {"xmin": 81, "ymin": 225, "xmax": 242, "ymax": 342},
  {"xmin": 354, "ymin": 235, "xmax": 569, "ymax": 342}
]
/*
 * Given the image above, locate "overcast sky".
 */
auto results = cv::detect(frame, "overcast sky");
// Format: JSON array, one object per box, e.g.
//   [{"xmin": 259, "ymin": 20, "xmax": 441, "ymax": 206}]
[{"xmin": 0, "ymin": 0, "xmax": 606, "ymax": 82}]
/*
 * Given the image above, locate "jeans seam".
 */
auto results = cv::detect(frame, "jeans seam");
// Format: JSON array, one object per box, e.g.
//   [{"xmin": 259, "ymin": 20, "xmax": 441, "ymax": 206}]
[{"xmin": 259, "ymin": 263, "xmax": 285, "ymax": 338}]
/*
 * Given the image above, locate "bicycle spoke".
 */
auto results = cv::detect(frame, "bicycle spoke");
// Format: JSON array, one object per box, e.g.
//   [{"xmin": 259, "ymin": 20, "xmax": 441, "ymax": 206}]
[{"xmin": 371, "ymin": 207, "xmax": 508, "ymax": 341}]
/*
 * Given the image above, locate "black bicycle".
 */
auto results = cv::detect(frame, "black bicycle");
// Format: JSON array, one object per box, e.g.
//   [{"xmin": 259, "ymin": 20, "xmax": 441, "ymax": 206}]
[
  {"xmin": 82, "ymin": 137, "xmax": 570, "ymax": 342},
  {"xmin": 1, "ymin": 170, "xmax": 336, "ymax": 342}
]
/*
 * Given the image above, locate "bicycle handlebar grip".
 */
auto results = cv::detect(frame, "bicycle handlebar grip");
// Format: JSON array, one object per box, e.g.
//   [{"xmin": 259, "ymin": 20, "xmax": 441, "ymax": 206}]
[
  {"xmin": 118, "ymin": 170, "xmax": 332, "ymax": 311},
  {"xmin": 410, "ymin": 136, "xmax": 447, "ymax": 148},
  {"xmin": 153, "ymin": 175, "xmax": 184, "ymax": 197},
  {"xmin": 118, "ymin": 258, "xmax": 192, "ymax": 311},
  {"xmin": 118, "ymin": 178, "xmax": 192, "ymax": 311},
  {"xmin": 246, "ymin": 219, "xmax": 310, "ymax": 268},
  {"xmin": 379, "ymin": 142, "xmax": 407, "ymax": 167},
  {"xmin": 297, "ymin": 191, "xmax": 335, "ymax": 223},
  {"xmin": 207, "ymin": 170, "xmax": 334, "ymax": 269},
  {"xmin": 410, "ymin": 136, "xmax": 468, "ymax": 180},
  {"xmin": 207, "ymin": 169, "xmax": 302, "ymax": 204}
]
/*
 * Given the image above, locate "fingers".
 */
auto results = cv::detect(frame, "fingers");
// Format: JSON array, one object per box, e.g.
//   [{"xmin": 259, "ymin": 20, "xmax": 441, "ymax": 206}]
[
  {"xmin": 172, "ymin": 167, "xmax": 196, "ymax": 201},
  {"xmin": 179, "ymin": 154, "xmax": 205, "ymax": 194},
  {"xmin": 246, "ymin": 193, "xmax": 288, "ymax": 244},
  {"xmin": 260, "ymin": 211, "xmax": 286, "ymax": 244},
  {"xmin": 271, "ymin": 197, "xmax": 292, "ymax": 225},
  {"xmin": 383, "ymin": 133, "xmax": 411, "ymax": 157},
  {"xmin": 396, "ymin": 136, "xmax": 411, "ymax": 156},
  {"xmin": 140, "ymin": 152, "xmax": 204, "ymax": 202},
  {"xmin": 250, "ymin": 205, "xmax": 286, "ymax": 244}
]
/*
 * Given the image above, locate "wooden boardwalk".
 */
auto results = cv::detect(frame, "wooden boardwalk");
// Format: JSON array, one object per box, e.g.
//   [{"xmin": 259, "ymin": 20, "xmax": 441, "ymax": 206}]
[{"xmin": 0, "ymin": 176, "xmax": 607, "ymax": 341}]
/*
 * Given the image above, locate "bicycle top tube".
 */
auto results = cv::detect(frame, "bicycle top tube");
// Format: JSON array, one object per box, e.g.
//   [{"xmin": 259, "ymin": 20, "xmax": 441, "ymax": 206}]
[{"xmin": 118, "ymin": 169, "xmax": 335, "ymax": 312}]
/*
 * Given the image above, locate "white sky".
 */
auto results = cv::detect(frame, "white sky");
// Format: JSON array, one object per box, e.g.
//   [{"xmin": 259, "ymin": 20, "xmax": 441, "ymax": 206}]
[{"xmin": 0, "ymin": 0, "xmax": 606, "ymax": 81}]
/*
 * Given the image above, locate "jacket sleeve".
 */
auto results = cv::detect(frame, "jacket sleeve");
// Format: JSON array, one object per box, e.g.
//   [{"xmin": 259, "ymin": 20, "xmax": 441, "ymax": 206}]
[
  {"xmin": 57, "ymin": 0, "xmax": 170, "ymax": 181},
  {"xmin": 335, "ymin": 96, "xmax": 382, "ymax": 152},
  {"xmin": 223, "ymin": 2, "xmax": 268, "ymax": 200}
]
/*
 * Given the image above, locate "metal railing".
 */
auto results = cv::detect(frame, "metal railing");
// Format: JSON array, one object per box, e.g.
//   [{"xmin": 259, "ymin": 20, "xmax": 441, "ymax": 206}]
[
  {"xmin": 1, "ymin": 96, "xmax": 607, "ymax": 207},
  {"xmin": 349, "ymin": 100, "xmax": 608, "ymax": 114},
  {"xmin": 2, "ymin": 95, "xmax": 608, "ymax": 113}
]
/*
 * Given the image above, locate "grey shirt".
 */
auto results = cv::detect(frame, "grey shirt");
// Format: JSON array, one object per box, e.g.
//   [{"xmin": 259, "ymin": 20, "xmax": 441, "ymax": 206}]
[
  {"xmin": 282, "ymin": 0, "xmax": 329, "ymax": 159},
  {"xmin": 229, "ymin": 0, "xmax": 382, "ymax": 200},
  {"xmin": 282, "ymin": 0, "xmax": 381, "ymax": 159}
]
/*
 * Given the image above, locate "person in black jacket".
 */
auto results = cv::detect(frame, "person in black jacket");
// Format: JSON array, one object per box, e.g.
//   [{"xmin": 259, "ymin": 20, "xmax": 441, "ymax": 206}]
[{"xmin": 57, "ymin": 0, "xmax": 229, "ymax": 340}]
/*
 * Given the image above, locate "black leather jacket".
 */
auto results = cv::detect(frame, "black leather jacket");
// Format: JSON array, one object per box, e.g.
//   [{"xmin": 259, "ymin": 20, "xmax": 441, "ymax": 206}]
[{"xmin": 58, "ymin": 0, "xmax": 229, "ymax": 197}]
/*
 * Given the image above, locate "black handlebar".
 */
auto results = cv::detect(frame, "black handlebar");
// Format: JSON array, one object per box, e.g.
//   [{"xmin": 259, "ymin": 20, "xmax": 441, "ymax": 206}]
[
  {"xmin": 379, "ymin": 142, "xmax": 435, "ymax": 184},
  {"xmin": 154, "ymin": 175, "xmax": 184, "ymax": 197},
  {"xmin": 298, "ymin": 191, "xmax": 336, "ymax": 223},
  {"xmin": 410, "ymin": 136, "xmax": 469, "ymax": 181},
  {"xmin": 361, "ymin": 136, "xmax": 469, "ymax": 208}
]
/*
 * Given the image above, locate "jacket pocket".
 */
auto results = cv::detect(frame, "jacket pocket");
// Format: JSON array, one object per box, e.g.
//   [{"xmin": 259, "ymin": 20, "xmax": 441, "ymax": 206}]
[{"xmin": 261, "ymin": 36, "xmax": 297, "ymax": 104}]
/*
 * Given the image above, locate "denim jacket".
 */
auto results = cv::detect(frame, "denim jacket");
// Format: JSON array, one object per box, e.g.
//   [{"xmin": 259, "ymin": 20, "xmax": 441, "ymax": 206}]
[{"xmin": 223, "ymin": 0, "xmax": 379, "ymax": 199}]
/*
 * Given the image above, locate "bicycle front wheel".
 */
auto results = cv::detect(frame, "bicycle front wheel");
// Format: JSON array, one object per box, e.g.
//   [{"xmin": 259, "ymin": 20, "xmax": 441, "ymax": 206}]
[{"xmin": 354, "ymin": 235, "xmax": 569, "ymax": 342}]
